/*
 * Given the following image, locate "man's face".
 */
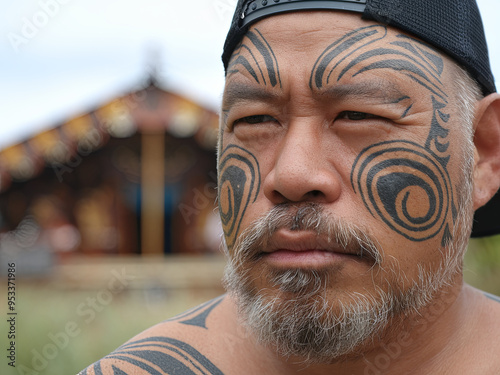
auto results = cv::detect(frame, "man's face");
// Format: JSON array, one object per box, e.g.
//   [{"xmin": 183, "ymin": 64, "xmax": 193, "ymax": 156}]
[{"xmin": 218, "ymin": 11, "xmax": 473, "ymax": 360}]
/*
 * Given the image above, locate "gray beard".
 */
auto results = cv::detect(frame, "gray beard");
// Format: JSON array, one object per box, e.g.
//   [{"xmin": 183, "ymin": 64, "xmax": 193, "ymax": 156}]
[
  {"xmin": 227, "ymin": 267, "xmax": 393, "ymax": 363},
  {"xmin": 222, "ymin": 203, "xmax": 470, "ymax": 364}
]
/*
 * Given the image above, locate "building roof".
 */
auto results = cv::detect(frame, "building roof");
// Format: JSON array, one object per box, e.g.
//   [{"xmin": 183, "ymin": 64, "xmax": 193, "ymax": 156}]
[{"xmin": 0, "ymin": 82, "xmax": 219, "ymax": 193}]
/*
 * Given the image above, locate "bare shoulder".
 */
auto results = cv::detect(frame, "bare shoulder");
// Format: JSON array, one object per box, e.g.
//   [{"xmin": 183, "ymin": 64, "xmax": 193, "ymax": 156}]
[
  {"xmin": 480, "ymin": 290, "xmax": 500, "ymax": 337},
  {"xmin": 459, "ymin": 287, "xmax": 500, "ymax": 374},
  {"xmin": 78, "ymin": 295, "xmax": 232, "ymax": 375},
  {"xmin": 483, "ymin": 291, "xmax": 500, "ymax": 307},
  {"xmin": 478, "ymin": 291, "xmax": 500, "ymax": 373}
]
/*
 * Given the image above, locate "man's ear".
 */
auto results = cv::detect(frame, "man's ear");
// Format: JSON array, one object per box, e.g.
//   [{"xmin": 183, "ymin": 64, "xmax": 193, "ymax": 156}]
[{"xmin": 472, "ymin": 93, "xmax": 500, "ymax": 211}]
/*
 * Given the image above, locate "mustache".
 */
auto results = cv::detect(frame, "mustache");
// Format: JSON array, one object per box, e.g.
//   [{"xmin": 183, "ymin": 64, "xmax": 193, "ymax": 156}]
[{"xmin": 227, "ymin": 203, "xmax": 383, "ymax": 266}]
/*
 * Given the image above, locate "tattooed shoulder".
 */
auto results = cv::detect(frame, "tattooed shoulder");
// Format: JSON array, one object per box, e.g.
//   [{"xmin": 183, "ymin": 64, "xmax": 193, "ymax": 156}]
[
  {"xmin": 78, "ymin": 296, "xmax": 227, "ymax": 375},
  {"xmin": 166, "ymin": 295, "xmax": 225, "ymax": 329}
]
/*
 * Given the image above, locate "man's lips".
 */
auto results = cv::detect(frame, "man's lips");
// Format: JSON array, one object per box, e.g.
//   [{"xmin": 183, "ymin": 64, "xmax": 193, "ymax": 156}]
[
  {"xmin": 262, "ymin": 229, "xmax": 362, "ymax": 255},
  {"xmin": 263, "ymin": 249, "xmax": 357, "ymax": 268},
  {"xmin": 259, "ymin": 229, "xmax": 367, "ymax": 268}
]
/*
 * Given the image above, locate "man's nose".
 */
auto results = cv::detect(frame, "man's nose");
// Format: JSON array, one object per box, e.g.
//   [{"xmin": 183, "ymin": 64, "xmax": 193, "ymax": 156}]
[{"xmin": 263, "ymin": 125, "xmax": 342, "ymax": 204}]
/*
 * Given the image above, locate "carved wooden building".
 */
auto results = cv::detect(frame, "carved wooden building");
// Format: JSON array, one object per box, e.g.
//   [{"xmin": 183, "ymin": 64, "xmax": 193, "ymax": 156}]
[{"xmin": 0, "ymin": 81, "xmax": 222, "ymax": 257}]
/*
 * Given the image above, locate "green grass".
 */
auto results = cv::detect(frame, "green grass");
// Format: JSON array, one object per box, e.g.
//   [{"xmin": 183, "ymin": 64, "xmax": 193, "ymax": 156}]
[
  {"xmin": 0, "ymin": 284, "xmax": 221, "ymax": 375},
  {"xmin": 464, "ymin": 234, "xmax": 500, "ymax": 295}
]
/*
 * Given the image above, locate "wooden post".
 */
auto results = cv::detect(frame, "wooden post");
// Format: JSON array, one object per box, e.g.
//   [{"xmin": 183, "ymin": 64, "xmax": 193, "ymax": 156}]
[{"xmin": 141, "ymin": 131, "xmax": 165, "ymax": 255}]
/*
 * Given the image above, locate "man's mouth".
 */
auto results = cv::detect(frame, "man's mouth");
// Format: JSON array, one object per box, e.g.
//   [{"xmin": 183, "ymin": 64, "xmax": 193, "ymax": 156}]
[{"xmin": 258, "ymin": 229, "xmax": 373, "ymax": 269}]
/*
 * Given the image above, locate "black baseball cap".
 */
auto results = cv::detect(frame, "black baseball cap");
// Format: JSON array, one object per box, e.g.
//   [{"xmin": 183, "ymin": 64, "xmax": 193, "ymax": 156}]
[{"xmin": 222, "ymin": 0, "xmax": 499, "ymax": 237}]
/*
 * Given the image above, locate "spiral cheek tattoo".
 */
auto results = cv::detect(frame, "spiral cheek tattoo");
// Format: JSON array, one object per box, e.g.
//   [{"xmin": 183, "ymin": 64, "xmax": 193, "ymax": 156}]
[
  {"xmin": 351, "ymin": 140, "xmax": 454, "ymax": 244},
  {"xmin": 218, "ymin": 145, "xmax": 261, "ymax": 249},
  {"xmin": 311, "ymin": 25, "xmax": 457, "ymax": 246}
]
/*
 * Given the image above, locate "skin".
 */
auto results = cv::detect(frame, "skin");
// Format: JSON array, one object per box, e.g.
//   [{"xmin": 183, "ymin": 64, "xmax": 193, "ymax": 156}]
[{"xmin": 80, "ymin": 11, "xmax": 500, "ymax": 375}]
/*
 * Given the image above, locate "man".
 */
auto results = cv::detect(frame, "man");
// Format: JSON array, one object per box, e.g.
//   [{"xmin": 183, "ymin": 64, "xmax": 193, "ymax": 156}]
[{"xmin": 80, "ymin": 0, "xmax": 500, "ymax": 373}]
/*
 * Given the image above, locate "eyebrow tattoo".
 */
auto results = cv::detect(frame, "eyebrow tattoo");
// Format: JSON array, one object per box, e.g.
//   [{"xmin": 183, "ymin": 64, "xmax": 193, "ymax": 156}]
[
  {"xmin": 308, "ymin": 25, "xmax": 459, "ymax": 246},
  {"xmin": 401, "ymin": 103, "xmax": 414, "ymax": 119},
  {"xmin": 318, "ymin": 81, "xmax": 407, "ymax": 104},
  {"xmin": 227, "ymin": 28, "xmax": 282, "ymax": 88},
  {"xmin": 222, "ymin": 82, "xmax": 280, "ymax": 110}
]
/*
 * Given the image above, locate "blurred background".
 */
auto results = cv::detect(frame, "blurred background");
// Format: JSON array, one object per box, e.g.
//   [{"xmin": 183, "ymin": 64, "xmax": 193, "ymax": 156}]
[{"xmin": 0, "ymin": 0, "xmax": 499, "ymax": 373}]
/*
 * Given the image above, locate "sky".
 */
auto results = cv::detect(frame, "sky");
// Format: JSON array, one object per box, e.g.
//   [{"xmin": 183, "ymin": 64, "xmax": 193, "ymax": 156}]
[{"xmin": 0, "ymin": 0, "xmax": 499, "ymax": 150}]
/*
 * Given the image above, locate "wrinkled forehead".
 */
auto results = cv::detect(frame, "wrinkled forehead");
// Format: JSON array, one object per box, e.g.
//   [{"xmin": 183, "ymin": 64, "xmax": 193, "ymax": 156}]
[
  {"xmin": 224, "ymin": 11, "xmax": 453, "ymax": 99},
  {"xmin": 223, "ymin": 0, "xmax": 495, "ymax": 96}
]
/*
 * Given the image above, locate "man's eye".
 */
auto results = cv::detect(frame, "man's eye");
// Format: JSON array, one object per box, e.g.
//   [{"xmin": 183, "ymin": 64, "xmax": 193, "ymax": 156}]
[
  {"xmin": 336, "ymin": 111, "xmax": 377, "ymax": 121},
  {"xmin": 234, "ymin": 115, "xmax": 277, "ymax": 125}
]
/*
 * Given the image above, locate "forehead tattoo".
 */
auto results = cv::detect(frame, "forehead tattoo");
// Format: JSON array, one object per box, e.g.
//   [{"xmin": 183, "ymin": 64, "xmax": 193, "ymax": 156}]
[
  {"xmin": 222, "ymin": 23, "xmax": 459, "ymax": 248},
  {"xmin": 227, "ymin": 28, "xmax": 282, "ymax": 88},
  {"xmin": 310, "ymin": 26, "xmax": 447, "ymax": 101}
]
